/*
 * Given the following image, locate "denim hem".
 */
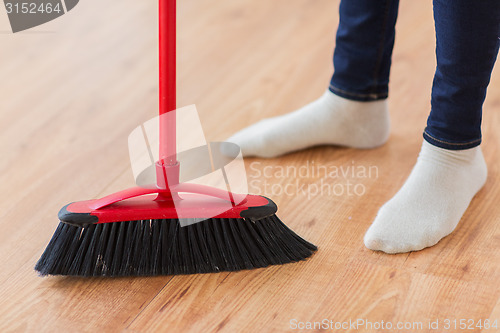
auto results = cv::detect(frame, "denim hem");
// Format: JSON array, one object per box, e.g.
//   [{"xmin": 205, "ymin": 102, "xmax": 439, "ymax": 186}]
[
  {"xmin": 329, "ymin": 85, "xmax": 388, "ymax": 102},
  {"xmin": 423, "ymin": 131, "xmax": 481, "ymax": 150}
]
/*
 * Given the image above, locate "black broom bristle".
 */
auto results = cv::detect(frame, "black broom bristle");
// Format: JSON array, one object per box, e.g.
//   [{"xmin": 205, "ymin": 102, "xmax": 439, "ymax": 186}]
[{"xmin": 35, "ymin": 216, "xmax": 317, "ymax": 277}]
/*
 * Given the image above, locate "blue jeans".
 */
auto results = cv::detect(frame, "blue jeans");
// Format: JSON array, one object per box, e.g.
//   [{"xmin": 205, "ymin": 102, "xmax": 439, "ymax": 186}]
[{"xmin": 329, "ymin": 0, "xmax": 500, "ymax": 150}]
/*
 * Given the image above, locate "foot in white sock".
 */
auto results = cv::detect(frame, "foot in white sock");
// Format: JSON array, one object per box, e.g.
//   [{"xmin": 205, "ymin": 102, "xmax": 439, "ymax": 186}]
[
  {"xmin": 364, "ymin": 141, "xmax": 487, "ymax": 254},
  {"xmin": 226, "ymin": 90, "xmax": 390, "ymax": 158}
]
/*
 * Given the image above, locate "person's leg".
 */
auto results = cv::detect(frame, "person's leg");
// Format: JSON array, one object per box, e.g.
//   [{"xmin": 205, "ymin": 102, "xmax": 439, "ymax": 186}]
[
  {"xmin": 330, "ymin": 0, "xmax": 399, "ymax": 101},
  {"xmin": 226, "ymin": 0, "xmax": 399, "ymax": 158},
  {"xmin": 365, "ymin": 0, "xmax": 500, "ymax": 254}
]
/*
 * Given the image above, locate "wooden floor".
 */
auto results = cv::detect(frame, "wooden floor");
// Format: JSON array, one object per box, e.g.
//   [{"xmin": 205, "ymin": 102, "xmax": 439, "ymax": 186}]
[{"xmin": 1, "ymin": 0, "xmax": 499, "ymax": 332}]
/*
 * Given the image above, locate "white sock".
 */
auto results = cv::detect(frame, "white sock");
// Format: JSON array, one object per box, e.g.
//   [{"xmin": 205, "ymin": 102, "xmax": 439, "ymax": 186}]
[
  {"xmin": 226, "ymin": 90, "xmax": 390, "ymax": 158},
  {"xmin": 364, "ymin": 140, "xmax": 487, "ymax": 254}
]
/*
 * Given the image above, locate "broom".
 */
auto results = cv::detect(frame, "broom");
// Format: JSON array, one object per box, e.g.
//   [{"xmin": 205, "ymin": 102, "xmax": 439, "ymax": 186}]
[{"xmin": 35, "ymin": 0, "xmax": 317, "ymax": 277}]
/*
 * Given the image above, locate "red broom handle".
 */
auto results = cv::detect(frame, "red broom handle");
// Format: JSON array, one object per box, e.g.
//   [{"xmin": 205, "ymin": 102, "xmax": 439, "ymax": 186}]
[{"xmin": 159, "ymin": 0, "xmax": 176, "ymax": 164}]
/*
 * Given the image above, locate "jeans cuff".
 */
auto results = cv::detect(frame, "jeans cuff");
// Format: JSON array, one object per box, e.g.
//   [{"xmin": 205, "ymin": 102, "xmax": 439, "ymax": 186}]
[
  {"xmin": 329, "ymin": 85, "xmax": 388, "ymax": 102},
  {"xmin": 423, "ymin": 130, "xmax": 481, "ymax": 150}
]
